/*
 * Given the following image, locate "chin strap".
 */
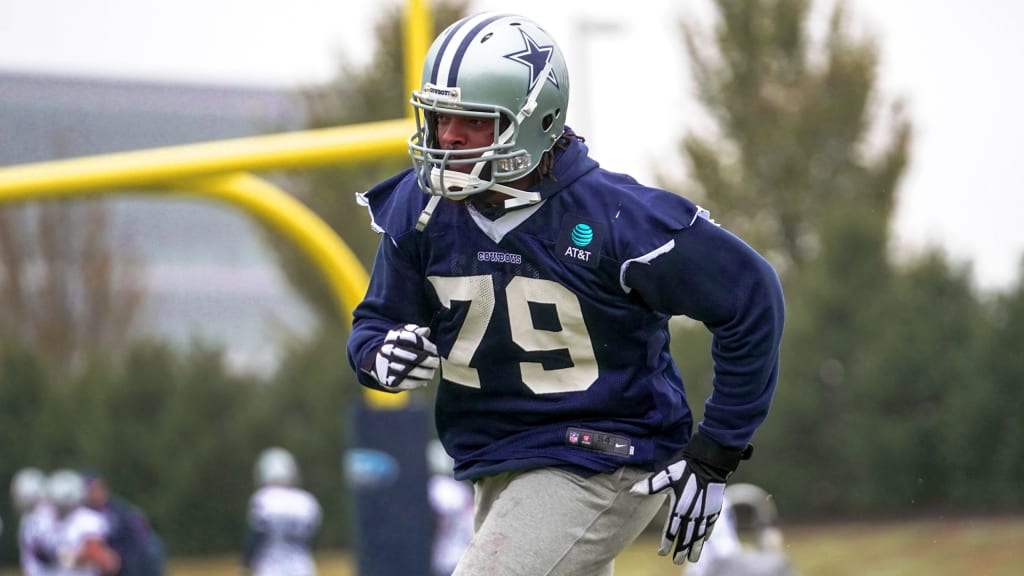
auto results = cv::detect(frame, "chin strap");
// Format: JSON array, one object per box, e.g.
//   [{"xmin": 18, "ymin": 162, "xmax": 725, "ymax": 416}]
[
  {"xmin": 430, "ymin": 168, "xmax": 540, "ymax": 205},
  {"xmin": 415, "ymin": 195, "xmax": 442, "ymax": 231},
  {"xmin": 415, "ymin": 168, "xmax": 541, "ymax": 231}
]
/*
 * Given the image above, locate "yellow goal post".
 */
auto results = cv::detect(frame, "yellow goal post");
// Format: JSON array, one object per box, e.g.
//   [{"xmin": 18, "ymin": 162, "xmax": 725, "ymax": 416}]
[{"xmin": 0, "ymin": 0, "xmax": 433, "ymax": 408}]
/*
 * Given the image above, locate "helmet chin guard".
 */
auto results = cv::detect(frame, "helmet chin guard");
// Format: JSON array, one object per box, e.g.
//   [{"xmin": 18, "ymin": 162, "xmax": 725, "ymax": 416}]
[{"xmin": 414, "ymin": 169, "xmax": 542, "ymax": 231}]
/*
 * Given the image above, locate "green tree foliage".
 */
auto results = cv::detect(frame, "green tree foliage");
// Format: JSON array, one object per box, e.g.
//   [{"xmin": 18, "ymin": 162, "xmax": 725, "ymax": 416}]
[
  {"xmin": 959, "ymin": 264, "xmax": 1024, "ymax": 508},
  {"xmin": 661, "ymin": 0, "xmax": 1024, "ymax": 521},
  {"xmin": 670, "ymin": 0, "xmax": 909, "ymax": 277},
  {"xmin": 766, "ymin": 222, "xmax": 990, "ymax": 517},
  {"xmin": 0, "ymin": 344, "xmax": 52, "ymax": 470},
  {"xmin": 0, "ymin": 338, "xmax": 363, "ymax": 563},
  {"xmin": 664, "ymin": 0, "xmax": 907, "ymax": 508}
]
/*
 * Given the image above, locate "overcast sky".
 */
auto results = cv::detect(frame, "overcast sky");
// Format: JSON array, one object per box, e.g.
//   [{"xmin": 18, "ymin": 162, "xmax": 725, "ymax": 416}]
[{"xmin": 2, "ymin": 0, "xmax": 1021, "ymax": 291}]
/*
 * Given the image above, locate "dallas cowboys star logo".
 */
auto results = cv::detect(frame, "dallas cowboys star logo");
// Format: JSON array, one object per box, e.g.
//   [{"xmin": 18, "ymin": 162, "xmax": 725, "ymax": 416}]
[{"xmin": 503, "ymin": 29, "xmax": 559, "ymax": 93}]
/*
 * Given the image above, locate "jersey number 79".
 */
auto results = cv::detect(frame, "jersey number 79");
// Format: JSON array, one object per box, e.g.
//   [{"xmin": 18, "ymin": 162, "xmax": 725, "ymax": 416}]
[{"xmin": 428, "ymin": 275, "xmax": 599, "ymax": 394}]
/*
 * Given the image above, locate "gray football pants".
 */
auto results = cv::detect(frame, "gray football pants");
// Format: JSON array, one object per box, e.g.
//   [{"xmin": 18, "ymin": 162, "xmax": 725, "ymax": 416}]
[{"xmin": 452, "ymin": 466, "xmax": 665, "ymax": 576}]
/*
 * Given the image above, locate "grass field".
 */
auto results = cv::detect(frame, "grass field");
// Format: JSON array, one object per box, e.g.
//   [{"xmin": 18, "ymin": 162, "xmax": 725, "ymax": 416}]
[
  {"xmin": 6, "ymin": 516, "xmax": 1023, "ymax": 575},
  {"xmin": 781, "ymin": 516, "xmax": 1024, "ymax": 576}
]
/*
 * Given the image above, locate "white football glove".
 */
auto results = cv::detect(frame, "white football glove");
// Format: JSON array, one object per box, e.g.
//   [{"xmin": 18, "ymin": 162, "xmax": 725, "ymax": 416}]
[
  {"xmin": 369, "ymin": 324, "xmax": 440, "ymax": 391},
  {"xmin": 630, "ymin": 458, "xmax": 725, "ymax": 564},
  {"xmin": 630, "ymin": 434, "xmax": 751, "ymax": 564}
]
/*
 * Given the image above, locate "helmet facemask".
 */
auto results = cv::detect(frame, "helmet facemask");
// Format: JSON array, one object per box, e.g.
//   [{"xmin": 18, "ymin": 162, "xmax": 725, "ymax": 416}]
[
  {"xmin": 407, "ymin": 13, "xmax": 570, "ymax": 228},
  {"xmin": 409, "ymin": 92, "xmax": 526, "ymax": 200}
]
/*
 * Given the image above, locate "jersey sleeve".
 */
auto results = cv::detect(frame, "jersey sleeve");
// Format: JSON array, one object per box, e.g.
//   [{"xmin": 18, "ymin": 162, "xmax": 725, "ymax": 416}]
[
  {"xmin": 346, "ymin": 232, "xmax": 437, "ymax": 391},
  {"xmin": 622, "ymin": 209, "xmax": 785, "ymax": 450},
  {"xmin": 348, "ymin": 171, "xmax": 437, "ymax": 392}
]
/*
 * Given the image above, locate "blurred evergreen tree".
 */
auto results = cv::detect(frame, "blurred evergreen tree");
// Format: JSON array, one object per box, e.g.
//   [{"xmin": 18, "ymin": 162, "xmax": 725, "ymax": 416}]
[
  {"xmin": 662, "ymin": 0, "xmax": 922, "ymax": 516},
  {"xmin": 963, "ymin": 261, "xmax": 1024, "ymax": 508},
  {"xmin": 667, "ymin": 0, "xmax": 1018, "ymax": 521},
  {"xmin": 664, "ymin": 0, "xmax": 910, "ymax": 277},
  {"xmin": 0, "ymin": 345, "xmax": 50, "ymax": 562},
  {"xmin": 838, "ymin": 253, "xmax": 982, "ymax": 512}
]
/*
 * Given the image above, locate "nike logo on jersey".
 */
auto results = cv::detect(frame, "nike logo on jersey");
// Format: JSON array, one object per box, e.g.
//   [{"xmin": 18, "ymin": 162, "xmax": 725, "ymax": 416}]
[
  {"xmin": 556, "ymin": 215, "xmax": 606, "ymax": 269},
  {"xmin": 566, "ymin": 427, "xmax": 634, "ymax": 457}
]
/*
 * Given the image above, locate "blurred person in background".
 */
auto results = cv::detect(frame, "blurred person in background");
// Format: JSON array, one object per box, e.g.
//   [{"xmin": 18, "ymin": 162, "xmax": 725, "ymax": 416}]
[
  {"xmin": 242, "ymin": 447, "xmax": 322, "ymax": 576},
  {"xmin": 81, "ymin": 470, "xmax": 164, "ymax": 576},
  {"xmin": 46, "ymin": 469, "xmax": 120, "ymax": 576},
  {"xmin": 11, "ymin": 467, "xmax": 56, "ymax": 576},
  {"xmin": 426, "ymin": 440, "xmax": 474, "ymax": 576}
]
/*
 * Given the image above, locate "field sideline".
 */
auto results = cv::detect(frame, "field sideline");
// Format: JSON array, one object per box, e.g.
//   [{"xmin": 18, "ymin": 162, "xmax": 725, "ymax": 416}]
[{"xmin": 3, "ymin": 516, "xmax": 1022, "ymax": 575}]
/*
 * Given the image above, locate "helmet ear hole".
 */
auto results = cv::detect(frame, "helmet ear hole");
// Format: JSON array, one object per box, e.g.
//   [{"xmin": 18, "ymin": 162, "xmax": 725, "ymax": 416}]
[{"xmin": 541, "ymin": 113, "xmax": 555, "ymax": 132}]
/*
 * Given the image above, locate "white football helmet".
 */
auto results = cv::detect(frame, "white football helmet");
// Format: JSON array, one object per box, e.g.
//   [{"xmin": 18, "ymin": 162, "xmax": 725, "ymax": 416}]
[
  {"xmin": 10, "ymin": 467, "xmax": 47, "ymax": 513},
  {"xmin": 409, "ymin": 12, "xmax": 570, "ymax": 209},
  {"xmin": 47, "ymin": 469, "xmax": 85, "ymax": 512},
  {"xmin": 255, "ymin": 447, "xmax": 299, "ymax": 487}
]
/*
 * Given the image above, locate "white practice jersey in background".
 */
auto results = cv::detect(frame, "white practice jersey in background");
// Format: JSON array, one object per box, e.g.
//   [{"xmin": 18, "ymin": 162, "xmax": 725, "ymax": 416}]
[
  {"xmin": 19, "ymin": 502, "xmax": 58, "ymax": 576},
  {"xmin": 248, "ymin": 485, "xmax": 322, "ymax": 576},
  {"xmin": 50, "ymin": 507, "xmax": 110, "ymax": 576},
  {"xmin": 428, "ymin": 475, "xmax": 474, "ymax": 576}
]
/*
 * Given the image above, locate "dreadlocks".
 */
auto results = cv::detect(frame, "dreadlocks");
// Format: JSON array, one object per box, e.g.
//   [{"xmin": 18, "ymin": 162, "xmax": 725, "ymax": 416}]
[{"xmin": 538, "ymin": 129, "xmax": 585, "ymax": 183}]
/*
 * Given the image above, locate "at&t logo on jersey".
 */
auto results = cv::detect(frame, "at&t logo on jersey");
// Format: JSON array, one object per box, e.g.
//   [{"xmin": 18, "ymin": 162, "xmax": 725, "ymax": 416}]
[
  {"xmin": 571, "ymin": 223, "xmax": 593, "ymax": 247},
  {"xmin": 556, "ymin": 215, "xmax": 606, "ymax": 269}
]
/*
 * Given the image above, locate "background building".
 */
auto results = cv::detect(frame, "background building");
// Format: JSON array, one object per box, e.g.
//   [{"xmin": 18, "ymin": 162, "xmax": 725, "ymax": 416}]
[{"xmin": 0, "ymin": 72, "xmax": 316, "ymax": 373}]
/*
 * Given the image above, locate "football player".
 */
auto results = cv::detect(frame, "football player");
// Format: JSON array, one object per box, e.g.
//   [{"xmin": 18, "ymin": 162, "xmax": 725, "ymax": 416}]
[
  {"xmin": 82, "ymin": 469, "xmax": 165, "ymax": 576},
  {"xmin": 47, "ymin": 469, "xmax": 121, "ymax": 575},
  {"xmin": 11, "ymin": 467, "xmax": 56, "ymax": 576},
  {"xmin": 347, "ymin": 12, "xmax": 784, "ymax": 576},
  {"xmin": 242, "ymin": 447, "xmax": 322, "ymax": 576}
]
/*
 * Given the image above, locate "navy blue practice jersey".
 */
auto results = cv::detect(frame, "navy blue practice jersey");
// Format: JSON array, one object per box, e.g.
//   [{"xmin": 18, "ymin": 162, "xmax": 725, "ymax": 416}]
[{"xmin": 349, "ymin": 136, "xmax": 784, "ymax": 482}]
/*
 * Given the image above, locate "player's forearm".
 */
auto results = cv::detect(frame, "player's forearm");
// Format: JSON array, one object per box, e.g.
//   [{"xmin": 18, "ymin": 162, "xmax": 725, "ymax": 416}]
[
  {"xmin": 700, "ymin": 246, "xmax": 785, "ymax": 448},
  {"xmin": 348, "ymin": 252, "xmax": 435, "ymax": 390},
  {"xmin": 627, "ymin": 217, "xmax": 785, "ymax": 447}
]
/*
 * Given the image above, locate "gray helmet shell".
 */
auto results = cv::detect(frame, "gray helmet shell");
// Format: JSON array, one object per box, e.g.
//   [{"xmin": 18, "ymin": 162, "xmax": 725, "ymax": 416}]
[
  {"xmin": 10, "ymin": 467, "xmax": 47, "ymax": 512},
  {"xmin": 47, "ymin": 469, "xmax": 85, "ymax": 511},
  {"xmin": 255, "ymin": 447, "xmax": 299, "ymax": 487}
]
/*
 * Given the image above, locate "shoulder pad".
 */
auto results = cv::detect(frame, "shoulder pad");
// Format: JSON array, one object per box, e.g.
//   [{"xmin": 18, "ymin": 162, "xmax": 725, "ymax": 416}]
[{"xmin": 355, "ymin": 169, "xmax": 428, "ymax": 237}]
